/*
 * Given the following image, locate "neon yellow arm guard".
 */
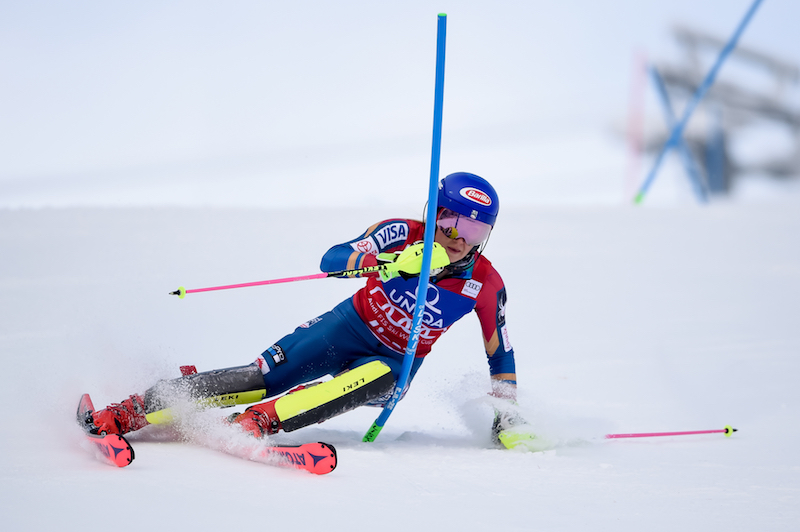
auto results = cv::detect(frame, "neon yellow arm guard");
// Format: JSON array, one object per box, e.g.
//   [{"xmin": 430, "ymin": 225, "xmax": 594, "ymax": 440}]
[{"xmin": 378, "ymin": 242, "xmax": 450, "ymax": 282}]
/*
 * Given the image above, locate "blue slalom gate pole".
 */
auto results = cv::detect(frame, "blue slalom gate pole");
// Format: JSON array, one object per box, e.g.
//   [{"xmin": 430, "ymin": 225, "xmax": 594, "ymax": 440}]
[
  {"xmin": 634, "ymin": 0, "xmax": 763, "ymax": 204},
  {"xmin": 363, "ymin": 13, "xmax": 447, "ymax": 442}
]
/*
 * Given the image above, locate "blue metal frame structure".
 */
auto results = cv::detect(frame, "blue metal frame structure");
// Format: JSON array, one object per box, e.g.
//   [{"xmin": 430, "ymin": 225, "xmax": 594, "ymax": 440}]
[{"xmin": 634, "ymin": 0, "xmax": 763, "ymax": 204}]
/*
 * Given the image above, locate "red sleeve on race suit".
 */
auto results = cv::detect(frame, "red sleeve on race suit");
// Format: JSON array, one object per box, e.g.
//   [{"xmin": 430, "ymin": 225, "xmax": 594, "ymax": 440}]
[
  {"xmin": 319, "ymin": 219, "xmax": 423, "ymax": 275},
  {"xmin": 473, "ymin": 258, "xmax": 516, "ymax": 377}
]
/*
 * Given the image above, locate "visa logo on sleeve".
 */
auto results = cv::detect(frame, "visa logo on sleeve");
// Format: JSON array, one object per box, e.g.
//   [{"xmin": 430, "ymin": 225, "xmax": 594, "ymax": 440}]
[{"xmin": 372, "ymin": 222, "xmax": 408, "ymax": 249}]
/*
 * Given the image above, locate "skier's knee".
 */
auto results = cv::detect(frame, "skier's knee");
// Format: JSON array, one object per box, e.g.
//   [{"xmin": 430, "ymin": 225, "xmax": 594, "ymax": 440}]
[{"xmin": 276, "ymin": 360, "xmax": 395, "ymax": 432}]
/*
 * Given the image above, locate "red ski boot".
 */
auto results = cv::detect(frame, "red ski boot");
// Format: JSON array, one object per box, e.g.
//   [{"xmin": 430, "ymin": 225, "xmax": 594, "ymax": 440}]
[
  {"xmin": 91, "ymin": 394, "xmax": 149, "ymax": 435},
  {"xmin": 229, "ymin": 399, "xmax": 281, "ymax": 438}
]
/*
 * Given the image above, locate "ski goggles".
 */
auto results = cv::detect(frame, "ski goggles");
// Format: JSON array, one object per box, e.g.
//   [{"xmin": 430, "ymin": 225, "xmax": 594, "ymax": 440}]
[{"xmin": 436, "ymin": 208, "xmax": 492, "ymax": 246}]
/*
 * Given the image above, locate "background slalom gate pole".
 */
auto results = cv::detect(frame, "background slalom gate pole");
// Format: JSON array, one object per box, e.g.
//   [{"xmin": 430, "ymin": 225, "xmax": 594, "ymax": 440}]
[
  {"xmin": 649, "ymin": 65, "xmax": 709, "ymax": 203},
  {"xmin": 633, "ymin": 0, "xmax": 763, "ymax": 204},
  {"xmin": 363, "ymin": 13, "xmax": 448, "ymax": 443},
  {"xmin": 605, "ymin": 426, "xmax": 737, "ymax": 439}
]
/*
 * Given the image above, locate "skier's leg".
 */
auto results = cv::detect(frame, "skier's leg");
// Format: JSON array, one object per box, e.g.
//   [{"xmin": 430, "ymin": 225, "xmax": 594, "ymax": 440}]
[
  {"xmin": 90, "ymin": 299, "xmax": 406, "ymax": 436},
  {"xmin": 230, "ymin": 300, "xmax": 428, "ymax": 437},
  {"xmin": 232, "ymin": 358, "xmax": 396, "ymax": 436},
  {"xmin": 89, "ymin": 364, "xmax": 266, "ymax": 435},
  {"xmin": 143, "ymin": 364, "xmax": 266, "ymax": 413},
  {"xmin": 90, "ymin": 303, "xmax": 363, "ymax": 435}
]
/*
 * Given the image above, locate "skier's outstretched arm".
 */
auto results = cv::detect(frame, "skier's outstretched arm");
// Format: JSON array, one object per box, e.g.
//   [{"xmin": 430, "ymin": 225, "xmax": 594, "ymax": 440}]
[
  {"xmin": 474, "ymin": 270, "xmax": 540, "ymax": 449},
  {"xmin": 319, "ymin": 219, "xmax": 413, "ymax": 274}
]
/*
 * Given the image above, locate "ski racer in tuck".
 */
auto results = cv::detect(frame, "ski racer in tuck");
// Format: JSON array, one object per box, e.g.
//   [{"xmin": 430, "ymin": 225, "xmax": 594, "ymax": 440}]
[{"xmin": 87, "ymin": 172, "xmax": 533, "ymax": 448}]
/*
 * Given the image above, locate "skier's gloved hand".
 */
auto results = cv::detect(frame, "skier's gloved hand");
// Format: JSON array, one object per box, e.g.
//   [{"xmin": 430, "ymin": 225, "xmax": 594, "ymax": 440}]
[
  {"xmin": 491, "ymin": 406, "xmax": 526, "ymax": 445},
  {"xmin": 378, "ymin": 242, "xmax": 450, "ymax": 282},
  {"xmin": 491, "ymin": 401, "xmax": 551, "ymax": 452}
]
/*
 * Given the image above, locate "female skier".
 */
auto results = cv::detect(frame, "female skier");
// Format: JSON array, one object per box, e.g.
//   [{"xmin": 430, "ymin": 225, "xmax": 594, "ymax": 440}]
[{"xmin": 87, "ymin": 172, "xmax": 526, "ymax": 447}]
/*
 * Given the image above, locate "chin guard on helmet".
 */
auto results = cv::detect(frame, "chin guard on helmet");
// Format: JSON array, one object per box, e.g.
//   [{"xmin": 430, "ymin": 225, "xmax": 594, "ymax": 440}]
[{"xmin": 434, "ymin": 247, "xmax": 479, "ymax": 281}]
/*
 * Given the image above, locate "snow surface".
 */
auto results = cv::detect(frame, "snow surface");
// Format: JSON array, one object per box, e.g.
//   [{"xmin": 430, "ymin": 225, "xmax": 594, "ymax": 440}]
[
  {"xmin": 2, "ymin": 1, "xmax": 800, "ymax": 529},
  {"xmin": 1, "ymin": 203, "xmax": 799, "ymax": 531}
]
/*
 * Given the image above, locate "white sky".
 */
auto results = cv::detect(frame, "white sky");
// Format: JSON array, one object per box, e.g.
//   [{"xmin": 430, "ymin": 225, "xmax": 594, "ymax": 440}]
[{"xmin": 1, "ymin": 0, "xmax": 798, "ymax": 207}]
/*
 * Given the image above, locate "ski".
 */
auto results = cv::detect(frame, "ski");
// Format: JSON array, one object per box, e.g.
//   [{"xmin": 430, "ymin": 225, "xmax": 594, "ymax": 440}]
[
  {"xmin": 222, "ymin": 441, "xmax": 338, "ymax": 475},
  {"xmin": 77, "ymin": 393, "xmax": 337, "ymax": 474},
  {"xmin": 76, "ymin": 393, "xmax": 135, "ymax": 467}
]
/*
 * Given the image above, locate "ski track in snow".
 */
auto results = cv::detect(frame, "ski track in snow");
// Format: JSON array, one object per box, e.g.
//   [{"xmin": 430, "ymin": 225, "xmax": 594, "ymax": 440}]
[{"xmin": 1, "ymin": 203, "xmax": 799, "ymax": 531}]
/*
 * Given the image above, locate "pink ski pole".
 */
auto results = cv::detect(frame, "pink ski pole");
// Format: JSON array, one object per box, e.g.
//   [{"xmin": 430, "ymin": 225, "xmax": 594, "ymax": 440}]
[
  {"xmin": 169, "ymin": 263, "xmax": 389, "ymax": 299},
  {"xmin": 605, "ymin": 425, "xmax": 737, "ymax": 439}
]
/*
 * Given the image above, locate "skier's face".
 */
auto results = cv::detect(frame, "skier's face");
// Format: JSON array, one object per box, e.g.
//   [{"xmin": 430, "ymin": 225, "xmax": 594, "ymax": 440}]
[{"xmin": 435, "ymin": 225, "xmax": 471, "ymax": 263}]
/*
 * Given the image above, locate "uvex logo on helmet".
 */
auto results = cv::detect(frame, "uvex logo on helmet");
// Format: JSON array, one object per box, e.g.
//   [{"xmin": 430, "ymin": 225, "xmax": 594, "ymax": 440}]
[{"xmin": 459, "ymin": 187, "xmax": 492, "ymax": 207}]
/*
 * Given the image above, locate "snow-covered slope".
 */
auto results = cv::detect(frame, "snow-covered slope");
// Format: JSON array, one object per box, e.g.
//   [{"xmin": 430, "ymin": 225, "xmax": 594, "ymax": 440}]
[{"xmin": 1, "ymin": 203, "xmax": 798, "ymax": 531}]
